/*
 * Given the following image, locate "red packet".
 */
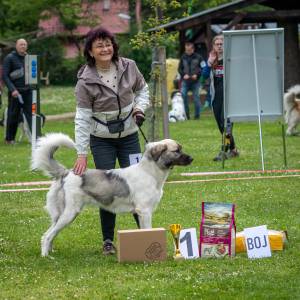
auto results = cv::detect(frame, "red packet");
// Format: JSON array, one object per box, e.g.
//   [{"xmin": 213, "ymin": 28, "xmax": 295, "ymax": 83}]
[{"xmin": 199, "ymin": 202, "xmax": 236, "ymax": 258}]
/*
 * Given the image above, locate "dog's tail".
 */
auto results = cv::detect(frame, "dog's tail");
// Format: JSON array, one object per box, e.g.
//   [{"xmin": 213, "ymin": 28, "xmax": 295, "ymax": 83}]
[{"xmin": 31, "ymin": 133, "xmax": 75, "ymax": 179}]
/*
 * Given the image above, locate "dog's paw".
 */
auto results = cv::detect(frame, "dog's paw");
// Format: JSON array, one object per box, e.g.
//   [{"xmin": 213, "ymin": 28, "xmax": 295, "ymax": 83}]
[
  {"xmin": 41, "ymin": 253, "xmax": 55, "ymax": 260},
  {"xmin": 41, "ymin": 243, "xmax": 50, "ymax": 257},
  {"xmin": 41, "ymin": 249, "xmax": 49, "ymax": 257}
]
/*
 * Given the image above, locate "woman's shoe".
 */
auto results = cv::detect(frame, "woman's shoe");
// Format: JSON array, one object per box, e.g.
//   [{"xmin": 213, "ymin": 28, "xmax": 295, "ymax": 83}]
[
  {"xmin": 213, "ymin": 151, "xmax": 227, "ymax": 161},
  {"xmin": 226, "ymin": 149, "xmax": 239, "ymax": 159},
  {"xmin": 102, "ymin": 239, "xmax": 116, "ymax": 255}
]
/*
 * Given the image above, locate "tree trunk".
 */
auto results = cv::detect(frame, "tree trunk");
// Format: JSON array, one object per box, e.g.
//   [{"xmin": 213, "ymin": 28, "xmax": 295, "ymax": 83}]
[
  {"xmin": 278, "ymin": 21, "xmax": 300, "ymax": 90},
  {"xmin": 152, "ymin": 47, "xmax": 170, "ymax": 139},
  {"xmin": 135, "ymin": 0, "xmax": 142, "ymax": 32}
]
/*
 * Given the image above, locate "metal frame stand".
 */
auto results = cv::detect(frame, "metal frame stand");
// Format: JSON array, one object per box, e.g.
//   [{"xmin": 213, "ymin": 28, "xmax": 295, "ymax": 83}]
[
  {"xmin": 223, "ymin": 29, "xmax": 287, "ymax": 171},
  {"xmin": 252, "ymin": 34, "xmax": 265, "ymax": 171}
]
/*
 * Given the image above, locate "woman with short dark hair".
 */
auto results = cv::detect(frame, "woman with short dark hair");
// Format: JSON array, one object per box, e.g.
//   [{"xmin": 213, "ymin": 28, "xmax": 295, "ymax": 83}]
[{"xmin": 73, "ymin": 27, "xmax": 149, "ymax": 255}]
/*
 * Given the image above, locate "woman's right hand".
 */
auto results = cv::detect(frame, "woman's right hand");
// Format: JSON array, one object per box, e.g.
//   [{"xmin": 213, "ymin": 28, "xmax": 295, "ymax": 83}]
[
  {"xmin": 73, "ymin": 155, "xmax": 87, "ymax": 176},
  {"xmin": 208, "ymin": 50, "xmax": 217, "ymax": 66}
]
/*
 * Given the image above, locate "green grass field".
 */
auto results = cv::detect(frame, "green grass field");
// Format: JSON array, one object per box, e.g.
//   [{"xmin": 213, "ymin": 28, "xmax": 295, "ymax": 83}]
[{"xmin": 0, "ymin": 87, "xmax": 299, "ymax": 299}]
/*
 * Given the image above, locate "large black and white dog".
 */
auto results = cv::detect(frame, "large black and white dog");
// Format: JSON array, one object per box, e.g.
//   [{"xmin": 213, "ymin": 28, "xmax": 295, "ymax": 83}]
[{"xmin": 32, "ymin": 133, "xmax": 193, "ymax": 257}]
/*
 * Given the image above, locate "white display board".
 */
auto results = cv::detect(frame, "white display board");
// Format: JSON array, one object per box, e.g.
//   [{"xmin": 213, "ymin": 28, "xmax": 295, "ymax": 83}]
[
  {"xmin": 224, "ymin": 29, "xmax": 284, "ymax": 122},
  {"xmin": 244, "ymin": 225, "xmax": 272, "ymax": 259},
  {"xmin": 179, "ymin": 228, "xmax": 199, "ymax": 259}
]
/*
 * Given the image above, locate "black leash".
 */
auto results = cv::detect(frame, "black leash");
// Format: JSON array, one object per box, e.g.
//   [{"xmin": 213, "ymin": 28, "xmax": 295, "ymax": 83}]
[{"xmin": 138, "ymin": 126, "xmax": 148, "ymax": 144}]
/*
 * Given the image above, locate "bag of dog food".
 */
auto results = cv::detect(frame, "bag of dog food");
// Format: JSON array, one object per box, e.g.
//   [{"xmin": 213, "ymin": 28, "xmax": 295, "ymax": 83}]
[{"xmin": 199, "ymin": 202, "xmax": 236, "ymax": 258}]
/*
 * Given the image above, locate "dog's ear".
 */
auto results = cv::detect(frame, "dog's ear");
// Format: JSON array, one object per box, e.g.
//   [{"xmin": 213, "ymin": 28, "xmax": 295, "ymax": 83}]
[{"xmin": 151, "ymin": 144, "xmax": 167, "ymax": 161}]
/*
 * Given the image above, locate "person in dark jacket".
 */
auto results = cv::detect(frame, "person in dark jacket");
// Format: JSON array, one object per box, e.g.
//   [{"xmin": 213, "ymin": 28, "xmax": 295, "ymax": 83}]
[
  {"xmin": 3, "ymin": 38, "xmax": 32, "ymax": 144},
  {"xmin": 178, "ymin": 41, "xmax": 204, "ymax": 120}
]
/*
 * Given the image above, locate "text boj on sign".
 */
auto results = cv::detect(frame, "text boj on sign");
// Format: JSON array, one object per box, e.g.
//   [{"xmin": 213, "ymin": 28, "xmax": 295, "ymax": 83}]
[{"xmin": 244, "ymin": 225, "xmax": 272, "ymax": 259}]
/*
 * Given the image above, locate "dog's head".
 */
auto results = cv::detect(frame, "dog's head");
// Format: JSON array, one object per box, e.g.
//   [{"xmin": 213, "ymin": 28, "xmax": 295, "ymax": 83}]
[
  {"xmin": 171, "ymin": 90, "xmax": 181, "ymax": 99},
  {"xmin": 145, "ymin": 139, "xmax": 193, "ymax": 169},
  {"xmin": 171, "ymin": 92, "xmax": 183, "ymax": 104}
]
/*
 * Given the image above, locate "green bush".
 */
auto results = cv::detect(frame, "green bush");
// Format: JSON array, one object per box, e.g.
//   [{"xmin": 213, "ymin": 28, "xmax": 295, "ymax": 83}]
[
  {"xmin": 118, "ymin": 33, "xmax": 179, "ymax": 82},
  {"xmin": 117, "ymin": 34, "xmax": 152, "ymax": 81},
  {"xmin": 57, "ymin": 56, "xmax": 85, "ymax": 85},
  {"xmin": 29, "ymin": 37, "xmax": 84, "ymax": 85}
]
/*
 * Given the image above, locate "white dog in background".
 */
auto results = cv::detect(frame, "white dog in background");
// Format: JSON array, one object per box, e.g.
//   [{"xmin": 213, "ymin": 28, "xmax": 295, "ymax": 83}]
[
  {"xmin": 168, "ymin": 91, "xmax": 187, "ymax": 123},
  {"xmin": 31, "ymin": 133, "xmax": 193, "ymax": 257},
  {"xmin": 284, "ymin": 84, "xmax": 300, "ymax": 135}
]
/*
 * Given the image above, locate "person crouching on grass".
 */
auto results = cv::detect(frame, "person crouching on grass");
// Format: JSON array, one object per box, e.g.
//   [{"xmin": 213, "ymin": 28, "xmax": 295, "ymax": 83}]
[{"xmin": 202, "ymin": 34, "xmax": 239, "ymax": 161}]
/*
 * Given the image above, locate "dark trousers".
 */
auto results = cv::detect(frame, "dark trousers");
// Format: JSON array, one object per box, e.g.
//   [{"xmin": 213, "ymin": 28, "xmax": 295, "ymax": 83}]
[
  {"xmin": 90, "ymin": 132, "xmax": 141, "ymax": 242},
  {"xmin": 212, "ymin": 92, "xmax": 236, "ymax": 151},
  {"xmin": 6, "ymin": 89, "xmax": 32, "ymax": 141},
  {"xmin": 181, "ymin": 79, "xmax": 201, "ymax": 119}
]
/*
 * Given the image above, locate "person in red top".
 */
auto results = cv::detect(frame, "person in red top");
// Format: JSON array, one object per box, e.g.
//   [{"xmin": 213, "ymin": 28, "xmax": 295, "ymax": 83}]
[{"xmin": 202, "ymin": 35, "xmax": 239, "ymax": 161}]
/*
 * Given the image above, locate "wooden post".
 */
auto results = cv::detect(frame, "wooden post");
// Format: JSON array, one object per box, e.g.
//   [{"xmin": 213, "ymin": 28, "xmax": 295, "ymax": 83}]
[
  {"xmin": 206, "ymin": 21, "xmax": 212, "ymax": 51},
  {"xmin": 153, "ymin": 4, "xmax": 169, "ymax": 139},
  {"xmin": 135, "ymin": 0, "xmax": 142, "ymax": 32},
  {"xmin": 152, "ymin": 47, "xmax": 169, "ymax": 139},
  {"xmin": 158, "ymin": 46, "xmax": 170, "ymax": 139},
  {"xmin": 281, "ymin": 123, "xmax": 287, "ymax": 168},
  {"xmin": 179, "ymin": 30, "xmax": 185, "ymax": 55}
]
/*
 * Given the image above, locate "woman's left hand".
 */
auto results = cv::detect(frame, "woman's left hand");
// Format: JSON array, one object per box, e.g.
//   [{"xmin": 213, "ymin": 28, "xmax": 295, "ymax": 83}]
[{"xmin": 133, "ymin": 110, "xmax": 145, "ymax": 127}]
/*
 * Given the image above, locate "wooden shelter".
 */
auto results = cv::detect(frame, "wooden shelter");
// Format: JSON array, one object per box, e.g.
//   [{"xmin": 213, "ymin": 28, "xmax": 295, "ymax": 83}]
[{"xmin": 154, "ymin": 0, "xmax": 300, "ymax": 89}]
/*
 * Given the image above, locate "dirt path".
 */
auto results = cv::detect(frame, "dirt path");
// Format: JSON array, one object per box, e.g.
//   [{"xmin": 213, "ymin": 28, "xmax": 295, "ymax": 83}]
[{"xmin": 46, "ymin": 112, "xmax": 75, "ymax": 121}]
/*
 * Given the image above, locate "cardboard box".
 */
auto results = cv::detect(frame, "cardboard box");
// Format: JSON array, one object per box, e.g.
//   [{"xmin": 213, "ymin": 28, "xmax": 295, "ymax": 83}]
[{"xmin": 117, "ymin": 228, "xmax": 167, "ymax": 263}]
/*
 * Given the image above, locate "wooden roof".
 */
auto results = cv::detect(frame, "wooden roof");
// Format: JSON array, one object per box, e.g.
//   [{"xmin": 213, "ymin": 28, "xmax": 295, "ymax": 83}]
[{"xmin": 151, "ymin": 0, "xmax": 300, "ymax": 32}]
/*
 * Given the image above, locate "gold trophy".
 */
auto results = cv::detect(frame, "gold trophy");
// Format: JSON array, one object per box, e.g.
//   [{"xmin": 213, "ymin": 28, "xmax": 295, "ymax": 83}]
[{"xmin": 169, "ymin": 224, "xmax": 184, "ymax": 260}]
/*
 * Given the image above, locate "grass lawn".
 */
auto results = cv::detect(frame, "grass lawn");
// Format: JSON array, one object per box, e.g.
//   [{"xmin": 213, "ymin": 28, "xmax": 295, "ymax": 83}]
[{"xmin": 0, "ymin": 86, "xmax": 299, "ymax": 299}]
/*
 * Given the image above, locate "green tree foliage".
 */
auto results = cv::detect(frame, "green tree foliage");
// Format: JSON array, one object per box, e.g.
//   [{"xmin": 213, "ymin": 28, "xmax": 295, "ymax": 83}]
[
  {"xmin": 129, "ymin": 0, "xmax": 235, "ymax": 51},
  {"xmin": 0, "ymin": 0, "xmax": 43, "ymax": 37},
  {"xmin": 0, "ymin": 0, "xmax": 97, "ymax": 39},
  {"xmin": 130, "ymin": 0, "xmax": 180, "ymax": 50},
  {"xmin": 0, "ymin": 0, "xmax": 96, "ymax": 85},
  {"xmin": 0, "ymin": 0, "xmax": 251, "ymax": 85},
  {"xmin": 29, "ymin": 36, "xmax": 84, "ymax": 85},
  {"xmin": 127, "ymin": 1, "xmax": 185, "ymax": 80}
]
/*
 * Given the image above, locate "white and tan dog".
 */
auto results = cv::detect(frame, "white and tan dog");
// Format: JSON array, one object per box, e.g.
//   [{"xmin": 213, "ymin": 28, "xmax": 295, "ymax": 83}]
[
  {"xmin": 284, "ymin": 84, "xmax": 300, "ymax": 135},
  {"xmin": 32, "ymin": 133, "xmax": 193, "ymax": 257}
]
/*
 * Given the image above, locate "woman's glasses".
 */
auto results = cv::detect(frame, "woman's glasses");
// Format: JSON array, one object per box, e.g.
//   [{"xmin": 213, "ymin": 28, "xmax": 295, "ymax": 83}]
[{"xmin": 93, "ymin": 43, "xmax": 113, "ymax": 49}]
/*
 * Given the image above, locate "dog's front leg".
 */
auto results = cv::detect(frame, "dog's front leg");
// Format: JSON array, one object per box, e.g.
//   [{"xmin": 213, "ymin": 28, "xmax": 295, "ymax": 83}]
[{"xmin": 138, "ymin": 211, "xmax": 152, "ymax": 229}]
